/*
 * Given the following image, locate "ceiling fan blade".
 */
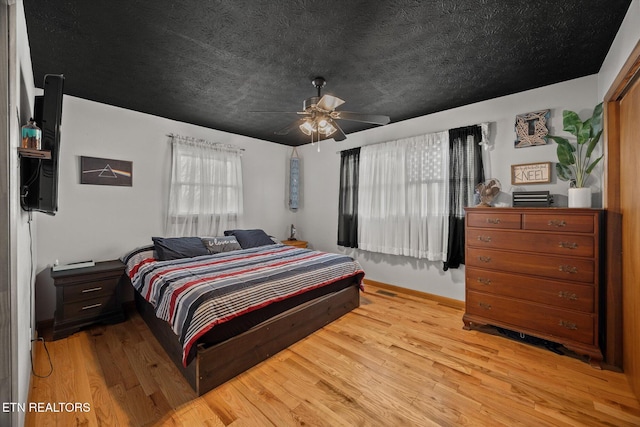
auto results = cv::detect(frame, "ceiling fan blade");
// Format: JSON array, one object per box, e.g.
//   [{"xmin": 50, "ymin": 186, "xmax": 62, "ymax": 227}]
[
  {"xmin": 332, "ymin": 110, "xmax": 390, "ymax": 125},
  {"xmin": 317, "ymin": 95, "xmax": 345, "ymax": 112},
  {"xmin": 274, "ymin": 120, "xmax": 303, "ymax": 135},
  {"xmin": 330, "ymin": 119, "xmax": 347, "ymax": 141}
]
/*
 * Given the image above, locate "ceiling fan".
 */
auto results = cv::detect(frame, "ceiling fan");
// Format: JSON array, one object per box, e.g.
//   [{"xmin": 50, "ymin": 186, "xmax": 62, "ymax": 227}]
[{"xmin": 265, "ymin": 77, "xmax": 390, "ymax": 143}]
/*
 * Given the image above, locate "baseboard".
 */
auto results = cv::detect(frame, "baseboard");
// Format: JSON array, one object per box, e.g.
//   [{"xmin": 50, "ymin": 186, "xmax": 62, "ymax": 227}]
[{"xmin": 362, "ymin": 278, "xmax": 464, "ymax": 310}]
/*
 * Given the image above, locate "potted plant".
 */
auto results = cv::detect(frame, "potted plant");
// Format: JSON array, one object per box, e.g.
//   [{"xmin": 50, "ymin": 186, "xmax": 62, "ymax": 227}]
[{"xmin": 548, "ymin": 102, "xmax": 604, "ymax": 207}]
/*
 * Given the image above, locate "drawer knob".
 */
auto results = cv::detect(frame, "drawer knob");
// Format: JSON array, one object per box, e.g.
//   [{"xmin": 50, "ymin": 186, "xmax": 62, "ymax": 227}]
[
  {"xmin": 486, "ymin": 218, "xmax": 501, "ymax": 224},
  {"xmin": 478, "ymin": 256, "xmax": 492, "ymax": 263},
  {"xmin": 479, "ymin": 302, "xmax": 492, "ymax": 310},
  {"xmin": 559, "ymin": 320, "xmax": 578, "ymax": 330},
  {"xmin": 548, "ymin": 219, "xmax": 567, "ymax": 227},
  {"xmin": 477, "ymin": 236, "xmax": 492, "ymax": 243},
  {"xmin": 81, "ymin": 303, "xmax": 103, "ymax": 310},
  {"xmin": 559, "ymin": 241, "xmax": 578, "ymax": 249},
  {"xmin": 477, "ymin": 277, "xmax": 492, "ymax": 285},
  {"xmin": 558, "ymin": 291, "xmax": 578, "ymax": 301},
  {"xmin": 82, "ymin": 287, "xmax": 103, "ymax": 293},
  {"xmin": 559, "ymin": 265, "xmax": 578, "ymax": 274}
]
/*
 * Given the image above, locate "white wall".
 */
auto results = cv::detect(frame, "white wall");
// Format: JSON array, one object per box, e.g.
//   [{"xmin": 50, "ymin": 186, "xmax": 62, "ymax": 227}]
[
  {"xmin": 10, "ymin": 2, "xmax": 37, "ymax": 426},
  {"xmin": 598, "ymin": 0, "xmax": 640, "ymax": 100},
  {"xmin": 295, "ymin": 75, "xmax": 599, "ymax": 301},
  {"xmin": 34, "ymin": 96, "xmax": 294, "ymax": 320}
]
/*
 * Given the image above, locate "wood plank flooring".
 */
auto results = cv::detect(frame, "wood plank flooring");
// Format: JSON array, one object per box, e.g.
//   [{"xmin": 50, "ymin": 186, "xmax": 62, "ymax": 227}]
[{"xmin": 27, "ymin": 284, "xmax": 640, "ymax": 426}]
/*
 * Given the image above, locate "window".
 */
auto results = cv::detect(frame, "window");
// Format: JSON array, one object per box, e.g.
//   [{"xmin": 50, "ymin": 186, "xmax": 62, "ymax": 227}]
[
  {"xmin": 358, "ymin": 132, "xmax": 450, "ymax": 260},
  {"xmin": 166, "ymin": 137, "xmax": 243, "ymax": 237}
]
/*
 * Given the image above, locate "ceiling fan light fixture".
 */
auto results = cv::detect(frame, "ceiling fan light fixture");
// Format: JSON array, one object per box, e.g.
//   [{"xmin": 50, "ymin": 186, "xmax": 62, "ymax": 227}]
[
  {"xmin": 271, "ymin": 77, "xmax": 389, "ymax": 144},
  {"xmin": 318, "ymin": 120, "xmax": 336, "ymax": 136},
  {"xmin": 299, "ymin": 119, "xmax": 316, "ymax": 136}
]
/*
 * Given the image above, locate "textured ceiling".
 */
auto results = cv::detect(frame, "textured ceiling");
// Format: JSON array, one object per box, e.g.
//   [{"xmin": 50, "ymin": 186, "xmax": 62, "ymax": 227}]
[{"xmin": 24, "ymin": 1, "xmax": 631, "ymax": 147}]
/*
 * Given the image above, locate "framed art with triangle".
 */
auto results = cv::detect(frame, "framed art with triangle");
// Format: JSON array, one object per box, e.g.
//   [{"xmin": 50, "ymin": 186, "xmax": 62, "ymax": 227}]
[{"xmin": 80, "ymin": 156, "xmax": 132, "ymax": 186}]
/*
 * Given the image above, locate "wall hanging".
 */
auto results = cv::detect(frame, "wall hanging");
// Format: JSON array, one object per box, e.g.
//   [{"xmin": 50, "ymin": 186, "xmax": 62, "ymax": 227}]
[
  {"xmin": 80, "ymin": 156, "xmax": 132, "ymax": 186},
  {"xmin": 289, "ymin": 148, "xmax": 300, "ymax": 210},
  {"xmin": 514, "ymin": 109, "xmax": 550, "ymax": 148},
  {"xmin": 511, "ymin": 162, "xmax": 551, "ymax": 185}
]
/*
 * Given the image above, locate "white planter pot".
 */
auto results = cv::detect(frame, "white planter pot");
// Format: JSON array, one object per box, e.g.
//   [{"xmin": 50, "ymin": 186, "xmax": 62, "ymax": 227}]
[{"xmin": 568, "ymin": 187, "xmax": 591, "ymax": 208}]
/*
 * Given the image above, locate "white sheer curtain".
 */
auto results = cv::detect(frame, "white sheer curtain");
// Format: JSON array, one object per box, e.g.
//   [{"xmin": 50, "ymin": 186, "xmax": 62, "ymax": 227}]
[
  {"xmin": 166, "ymin": 136, "xmax": 243, "ymax": 237},
  {"xmin": 358, "ymin": 131, "xmax": 450, "ymax": 259}
]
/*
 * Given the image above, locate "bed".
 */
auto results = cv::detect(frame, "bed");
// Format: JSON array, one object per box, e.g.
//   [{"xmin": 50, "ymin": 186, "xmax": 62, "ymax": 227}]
[{"xmin": 122, "ymin": 235, "xmax": 364, "ymax": 396}]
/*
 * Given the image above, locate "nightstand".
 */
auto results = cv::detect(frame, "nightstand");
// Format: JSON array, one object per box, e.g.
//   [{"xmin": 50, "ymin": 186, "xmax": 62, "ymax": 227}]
[
  {"xmin": 51, "ymin": 259, "xmax": 126, "ymax": 340},
  {"xmin": 281, "ymin": 239, "xmax": 308, "ymax": 248}
]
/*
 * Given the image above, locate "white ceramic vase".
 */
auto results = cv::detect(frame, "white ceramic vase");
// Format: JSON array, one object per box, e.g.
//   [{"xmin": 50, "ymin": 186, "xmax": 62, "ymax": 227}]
[{"xmin": 568, "ymin": 187, "xmax": 591, "ymax": 208}]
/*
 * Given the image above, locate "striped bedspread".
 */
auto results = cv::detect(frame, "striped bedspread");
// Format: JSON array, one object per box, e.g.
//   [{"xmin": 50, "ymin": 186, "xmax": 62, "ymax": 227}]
[{"xmin": 123, "ymin": 244, "xmax": 364, "ymax": 366}]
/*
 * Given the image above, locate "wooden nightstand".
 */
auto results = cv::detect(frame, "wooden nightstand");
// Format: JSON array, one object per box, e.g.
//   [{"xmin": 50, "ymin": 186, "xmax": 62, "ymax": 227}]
[
  {"xmin": 281, "ymin": 239, "xmax": 308, "ymax": 248},
  {"xmin": 51, "ymin": 259, "xmax": 126, "ymax": 340}
]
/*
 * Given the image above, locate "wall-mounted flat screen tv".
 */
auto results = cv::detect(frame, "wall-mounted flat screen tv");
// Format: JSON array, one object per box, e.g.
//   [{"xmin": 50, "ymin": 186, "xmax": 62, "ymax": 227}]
[{"xmin": 21, "ymin": 74, "xmax": 64, "ymax": 215}]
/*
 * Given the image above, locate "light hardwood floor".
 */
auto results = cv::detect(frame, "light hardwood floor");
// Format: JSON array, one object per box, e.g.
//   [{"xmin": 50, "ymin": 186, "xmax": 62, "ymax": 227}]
[{"xmin": 27, "ymin": 284, "xmax": 640, "ymax": 426}]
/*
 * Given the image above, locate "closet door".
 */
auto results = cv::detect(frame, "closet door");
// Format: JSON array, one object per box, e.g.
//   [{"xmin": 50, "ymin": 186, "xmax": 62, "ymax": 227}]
[{"xmin": 619, "ymin": 72, "xmax": 640, "ymax": 397}]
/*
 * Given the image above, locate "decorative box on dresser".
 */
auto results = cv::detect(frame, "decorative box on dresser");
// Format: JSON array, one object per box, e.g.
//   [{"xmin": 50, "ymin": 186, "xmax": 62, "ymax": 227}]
[
  {"xmin": 463, "ymin": 207, "xmax": 603, "ymax": 367},
  {"xmin": 51, "ymin": 260, "xmax": 126, "ymax": 340}
]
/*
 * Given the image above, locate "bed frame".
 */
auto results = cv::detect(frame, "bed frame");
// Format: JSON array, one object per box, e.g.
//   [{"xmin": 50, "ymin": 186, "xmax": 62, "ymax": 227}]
[{"xmin": 134, "ymin": 281, "xmax": 361, "ymax": 395}]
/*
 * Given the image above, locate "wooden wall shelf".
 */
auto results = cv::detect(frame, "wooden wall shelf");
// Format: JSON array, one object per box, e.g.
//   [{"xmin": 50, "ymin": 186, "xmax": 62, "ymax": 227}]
[{"xmin": 18, "ymin": 148, "xmax": 51, "ymax": 159}]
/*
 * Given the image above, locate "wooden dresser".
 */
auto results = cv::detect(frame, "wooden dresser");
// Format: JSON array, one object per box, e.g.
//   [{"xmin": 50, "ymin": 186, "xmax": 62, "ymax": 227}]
[{"xmin": 463, "ymin": 207, "xmax": 603, "ymax": 366}]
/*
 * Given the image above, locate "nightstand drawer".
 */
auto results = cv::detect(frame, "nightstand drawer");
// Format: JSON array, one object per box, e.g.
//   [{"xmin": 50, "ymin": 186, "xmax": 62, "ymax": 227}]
[
  {"xmin": 61, "ymin": 294, "xmax": 120, "ymax": 320},
  {"xmin": 63, "ymin": 277, "xmax": 120, "ymax": 303}
]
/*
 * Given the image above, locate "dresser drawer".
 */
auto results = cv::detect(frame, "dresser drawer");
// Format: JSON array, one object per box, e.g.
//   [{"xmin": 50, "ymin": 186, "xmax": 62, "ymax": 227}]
[
  {"xmin": 467, "ymin": 247, "xmax": 594, "ymax": 283},
  {"xmin": 466, "ymin": 267, "xmax": 594, "ymax": 312},
  {"xmin": 466, "ymin": 212, "xmax": 521, "ymax": 229},
  {"xmin": 466, "ymin": 229, "xmax": 594, "ymax": 257},
  {"xmin": 522, "ymin": 213, "xmax": 594, "ymax": 233},
  {"xmin": 466, "ymin": 291, "xmax": 595, "ymax": 345},
  {"xmin": 61, "ymin": 294, "xmax": 120, "ymax": 321},
  {"xmin": 63, "ymin": 277, "xmax": 120, "ymax": 303}
]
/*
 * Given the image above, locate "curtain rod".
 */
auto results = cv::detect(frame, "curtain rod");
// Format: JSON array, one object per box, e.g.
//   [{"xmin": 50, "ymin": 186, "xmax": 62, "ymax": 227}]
[
  {"xmin": 335, "ymin": 121, "xmax": 491, "ymax": 154},
  {"xmin": 167, "ymin": 133, "xmax": 245, "ymax": 151}
]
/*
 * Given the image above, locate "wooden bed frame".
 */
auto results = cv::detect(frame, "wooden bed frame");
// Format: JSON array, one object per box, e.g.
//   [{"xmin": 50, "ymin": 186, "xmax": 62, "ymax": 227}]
[{"xmin": 134, "ymin": 281, "xmax": 361, "ymax": 395}]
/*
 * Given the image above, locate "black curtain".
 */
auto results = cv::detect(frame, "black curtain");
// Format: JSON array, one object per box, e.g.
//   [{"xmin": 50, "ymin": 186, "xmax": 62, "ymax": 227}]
[
  {"xmin": 443, "ymin": 126, "xmax": 485, "ymax": 270},
  {"xmin": 337, "ymin": 148, "xmax": 360, "ymax": 248}
]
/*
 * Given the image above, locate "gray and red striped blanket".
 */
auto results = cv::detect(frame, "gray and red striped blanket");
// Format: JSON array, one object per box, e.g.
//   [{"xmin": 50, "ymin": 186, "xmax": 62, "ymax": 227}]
[{"xmin": 123, "ymin": 244, "xmax": 364, "ymax": 366}]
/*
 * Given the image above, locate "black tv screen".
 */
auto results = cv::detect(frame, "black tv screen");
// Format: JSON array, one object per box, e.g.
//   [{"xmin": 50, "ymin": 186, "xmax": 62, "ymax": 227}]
[{"xmin": 21, "ymin": 74, "xmax": 64, "ymax": 215}]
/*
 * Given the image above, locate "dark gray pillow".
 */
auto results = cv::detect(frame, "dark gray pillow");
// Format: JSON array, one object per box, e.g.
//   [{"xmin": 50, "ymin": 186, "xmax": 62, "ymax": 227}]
[
  {"xmin": 201, "ymin": 236, "xmax": 242, "ymax": 254},
  {"xmin": 224, "ymin": 229, "xmax": 275, "ymax": 249},
  {"xmin": 152, "ymin": 237, "xmax": 209, "ymax": 261}
]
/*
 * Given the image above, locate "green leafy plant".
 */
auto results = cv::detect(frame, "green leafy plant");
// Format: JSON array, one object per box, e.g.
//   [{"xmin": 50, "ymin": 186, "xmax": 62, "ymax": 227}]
[{"xmin": 547, "ymin": 103, "xmax": 604, "ymax": 188}]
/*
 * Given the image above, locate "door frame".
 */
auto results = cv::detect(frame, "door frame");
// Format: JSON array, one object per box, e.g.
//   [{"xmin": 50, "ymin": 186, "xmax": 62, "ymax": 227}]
[{"xmin": 603, "ymin": 40, "xmax": 640, "ymax": 370}]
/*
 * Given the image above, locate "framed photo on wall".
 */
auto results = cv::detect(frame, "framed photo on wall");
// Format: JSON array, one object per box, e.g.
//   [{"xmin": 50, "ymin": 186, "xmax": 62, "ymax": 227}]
[
  {"xmin": 511, "ymin": 162, "xmax": 551, "ymax": 185},
  {"xmin": 80, "ymin": 156, "xmax": 133, "ymax": 186}
]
